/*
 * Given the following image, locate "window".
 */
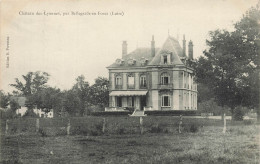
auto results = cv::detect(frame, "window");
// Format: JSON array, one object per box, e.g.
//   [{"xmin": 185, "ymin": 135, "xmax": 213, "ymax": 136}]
[
  {"xmin": 163, "ymin": 55, "xmax": 167, "ymax": 64},
  {"xmin": 115, "ymin": 75, "xmax": 122, "ymax": 86},
  {"xmin": 117, "ymin": 97, "xmax": 122, "ymax": 107},
  {"xmin": 128, "ymin": 75, "xmax": 135, "ymax": 88},
  {"xmin": 128, "ymin": 97, "xmax": 134, "ymax": 107},
  {"xmin": 161, "ymin": 95, "xmax": 170, "ymax": 107},
  {"xmin": 140, "ymin": 75, "xmax": 146, "ymax": 88},
  {"xmin": 161, "ymin": 72, "xmax": 169, "ymax": 85}
]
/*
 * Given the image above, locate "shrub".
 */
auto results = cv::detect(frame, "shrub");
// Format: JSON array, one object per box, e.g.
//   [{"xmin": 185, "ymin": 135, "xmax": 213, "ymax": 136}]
[
  {"xmin": 233, "ymin": 106, "xmax": 245, "ymax": 121},
  {"xmin": 145, "ymin": 110, "xmax": 197, "ymax": 116},
  {"xmin": 243, "ymin": 119, "xmax": 254, "ymax": 125},
  {"xmin": 149, "ymin": 124, "xmax": 163, "ymax": 133},
  {"xmin": 10, "ymin": 126, "xmax": 17, "ymax": 134},
  {"xmin": 90, "ymin": 111, "xmax": 131, "ymax": 116},
  {"xmin": 183, "ymin": 124, "xmax": 200, "ymax": 133},
  {"xmin": 38, "ymin": 128, "xmax": 47, "ymax": 137},
  {"xmin": 71, "ymin": 126, "xmax": 88, "ymax": 135},
  {"xmin": 116, "ymin": 127, "xmax": 126, "ymax": 135},
  {"xmin": 190, "ymin": 124, "xmax": 199, "ymax": 133},
  {"xmin": 23, "ymin": 110, "xmax": 39, "ymax": 118}
]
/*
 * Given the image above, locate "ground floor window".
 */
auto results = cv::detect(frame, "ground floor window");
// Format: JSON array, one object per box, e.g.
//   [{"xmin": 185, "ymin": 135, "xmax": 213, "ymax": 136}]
[
  {"xmin": 128, "ymin": 97, "xmax": 135, "ymax": 107},
  {"xmin": 117, "ymin": 97, "xmax": 122, "ymax": 107},
  {"xmin": 161, "ymin": 95, "xmax": 170, "ymax": 107}
]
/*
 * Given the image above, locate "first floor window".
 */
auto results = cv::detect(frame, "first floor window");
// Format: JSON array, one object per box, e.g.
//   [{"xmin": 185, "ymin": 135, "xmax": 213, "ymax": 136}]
[
  {"xmin": 161, "ymin": 95, "xmax": 170, "ymax": 107},
  {"xmin": 115, "ymin": 76, "xmax": 122, "ymax": 85},
  {"xmin": 161, "ymin": 72, "xmax": 169, "ymax": 84},
  {"xmin": 128, "ymin": 75, "xmax": 135, "ymax": 88},
  {"xmin": 140, "ymin": 75, "xmax": 146, "ymax": 87}
]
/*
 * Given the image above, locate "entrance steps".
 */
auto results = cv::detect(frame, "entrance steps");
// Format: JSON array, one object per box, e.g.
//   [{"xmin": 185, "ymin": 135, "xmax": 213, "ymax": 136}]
[{"xmin": 129, "ymin": 110, "xmax": 147, "ymax": 117}]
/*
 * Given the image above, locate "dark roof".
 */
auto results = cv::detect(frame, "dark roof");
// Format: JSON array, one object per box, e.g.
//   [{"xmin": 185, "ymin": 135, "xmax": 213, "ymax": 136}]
[
  {"xmin": 108, "ymin": 36, "xmax": 185, "ymax": 68},
  {"xmin": 149, "ymin": 37, "xmax": 184, "ymax": 65},
  {"xmin": 107, "ymin": 48, "xmax": 159, "ymax": 68}
]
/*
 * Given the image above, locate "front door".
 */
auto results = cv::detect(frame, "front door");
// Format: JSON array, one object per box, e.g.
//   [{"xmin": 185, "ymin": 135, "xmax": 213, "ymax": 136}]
[{"xmin": 140, "ymin": 96, "xmax": 146, "ymax": 111}]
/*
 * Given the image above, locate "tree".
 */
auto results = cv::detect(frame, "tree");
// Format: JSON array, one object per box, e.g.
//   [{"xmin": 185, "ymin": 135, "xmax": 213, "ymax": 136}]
[
  {"xmin": 26, "ymin": 87, "xmax": 62, "ymax": 115},
  {"xmin": 0, "ymin": 90, "xmax": 9, "ymax": 109},
  {"xmin": 90, "ymin": 77, "xmax": 109, "ymax": 109},
  {"xmin": 194, "ymin": 5, "xmax": 260, "ymax": 120},
  {"xmin": 63, "ymin": 90, "xmax": 81, "ymax": 116},
  {"xmin": 71, "ymin": 75, "xmax": 91, "ymax": 116},
  {"xmin": 10, "ymin": 71, "xmax": 50, "ymax": 96},
  {"xmin": 9, "ymin": 98, "xmax": 20, "ymax": 112}
]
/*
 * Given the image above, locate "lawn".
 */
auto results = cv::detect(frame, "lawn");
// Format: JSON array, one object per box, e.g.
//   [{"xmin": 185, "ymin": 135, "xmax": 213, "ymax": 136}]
[{"xmin": 0, "ymin": 120, "xmax": 259, "ymax": 164}]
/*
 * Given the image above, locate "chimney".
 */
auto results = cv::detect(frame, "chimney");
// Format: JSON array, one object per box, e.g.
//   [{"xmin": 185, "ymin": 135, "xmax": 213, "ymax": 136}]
[
  {"xmin": 188, "ymin": 40, "xmax": 193, "ymax": 59},
  {"xmin": 183, "ymin": 35, "xmax": 186, "ymax": 57},
  {"xmin": 122, "ymin": 41, "xmax": 127, "ymax": 57},
  {"xmin": 151, "ymin": 35, "xmax": 155, "ymax": 57}
]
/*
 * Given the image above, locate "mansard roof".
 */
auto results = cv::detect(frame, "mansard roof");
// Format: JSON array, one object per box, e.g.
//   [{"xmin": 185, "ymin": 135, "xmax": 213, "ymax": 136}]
[
  {"xmin": 107, "ymin": 36, "xmax": 186, "ymax": 69},
  {"xmin": 107, "ymin": 48, "xmax": 159, "ymax": 68}
]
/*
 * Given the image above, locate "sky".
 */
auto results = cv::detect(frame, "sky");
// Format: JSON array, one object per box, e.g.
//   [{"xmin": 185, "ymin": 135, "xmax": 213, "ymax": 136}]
[{"xmin": 0, "ymin": 0, "xmax": 258, "ymax": 93}]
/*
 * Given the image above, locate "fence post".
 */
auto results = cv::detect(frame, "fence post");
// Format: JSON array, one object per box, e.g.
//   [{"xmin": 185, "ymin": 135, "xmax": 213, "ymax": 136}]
[
  {"xmin": 223, "ymin": 113, "xmax": 226, "ymax": 134},
  {"xmin": 5, "ymin": 119, "xmax": 9, "ymax": 135},
  {"xmin": 36, "ymin": 118, "xmax": 39, "ymax": 133},
  {"xmin": 102, "ymin": 118, "xmax": 106, "ymax": 134},
  {"xmin": 179, "ymin": 115, "xmax": 183, "ymax": 134},
  {"xmin": 140, "ymin": 117, "xmax": 144, "ymax": 135},
  {"xmin": 67, "ymin": 119, "xmax": 71, "ymax": 136}
]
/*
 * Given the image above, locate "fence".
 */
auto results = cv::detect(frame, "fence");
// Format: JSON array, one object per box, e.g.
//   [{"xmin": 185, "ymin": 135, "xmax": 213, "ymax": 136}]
[{"xmin": 1, "ymin": 116, "xmax": 236, "ymax": 136}]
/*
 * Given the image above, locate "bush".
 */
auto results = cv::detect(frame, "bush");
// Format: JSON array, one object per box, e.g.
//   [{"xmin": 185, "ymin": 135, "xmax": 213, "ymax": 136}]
[
  {"xmin": 89, "ymin": 123, "xmax": 103, "ymax": 136},
  {"xmin": 233, "ymin": 107, "xmax": 245, "ymax": 121},
  {"xmin": 90, "ymin": 111, "xmax": 131, "ymax": 116},
  {"xmin": 183, "ymin": 124, "xmax": 200, "ymax": 133},
  {"xmin": 149, "ymin": 124, "xmax": 163, "ymax": 133},
  {"xmin": 190, "ymin": 124, "xmax": 199, "ymax": 133},
  {"xmin": 23, "ymin": 110, "xmax": 39, "ymax": 118},
  {"xmin": 116, "ymin": 127, "xmax": 126, "ymax": 135},
  {"xmin": 243, "ymin": 119, "xmax": 254, "ymax": 125},
  {"xmin": 38, "ymin": 128, "xmax": 47, "ymax": 137},
  {"xmin": 145, "ymin": 110, "xmax": 197, "ymax": 116}
]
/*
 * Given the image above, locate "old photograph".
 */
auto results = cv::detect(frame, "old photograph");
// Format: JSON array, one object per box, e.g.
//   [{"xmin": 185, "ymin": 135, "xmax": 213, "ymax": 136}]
[{"xmin": 0, "ymin": 0, "xmax": 259, "ymax": 163}]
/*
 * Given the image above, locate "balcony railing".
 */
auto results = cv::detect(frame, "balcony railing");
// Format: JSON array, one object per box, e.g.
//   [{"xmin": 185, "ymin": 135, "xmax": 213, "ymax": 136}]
[
  {"xmin": 157, "ymin": 83, "xmax": 173, "ymax": 90},
  {"xmin": 115, "ymin": 85, "xmax": 123, "ymax": 89},
  {"xmin": 140, "ymin": 84, "xmax": 147, "ymax": 89},
  {"xmin": 128, "ymin": 85, "xmax": 135, "ymax": 89}
]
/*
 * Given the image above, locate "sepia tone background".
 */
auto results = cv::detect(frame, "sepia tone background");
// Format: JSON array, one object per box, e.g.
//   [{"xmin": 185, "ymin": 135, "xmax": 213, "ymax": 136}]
[{"xmin": 0, "ymin": 0, "xmax": 258, "ymax": 92}]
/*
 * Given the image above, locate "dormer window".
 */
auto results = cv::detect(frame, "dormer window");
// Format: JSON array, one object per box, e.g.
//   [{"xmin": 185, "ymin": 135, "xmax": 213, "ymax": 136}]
[
  {"xmin": 128, "ymin": 58, "xmax": 136, "ymax": 65},
  {"xmin": 160, "ymin": 52, "xmax": 171, "ymax": 65},
  {"xmin": 163, "ymin": 56, "xmax": 167, "ymax": 64},
  {"xmin": 140, "ymin": 57, "xmax": 148, "ymax": 66}
]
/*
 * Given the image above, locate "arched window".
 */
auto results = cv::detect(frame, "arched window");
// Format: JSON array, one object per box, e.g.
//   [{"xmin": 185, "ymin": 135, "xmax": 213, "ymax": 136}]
[
  {"xmin": 128, "ymin": 74, "xmax": 135, "ymax": 89},
  {"xmin": 161, "ymin": 72, "xmax": 170, "ymax": 85},
  {"xmin": 140, "ymin": 75, "xmax": 146, "ymax": 88}
]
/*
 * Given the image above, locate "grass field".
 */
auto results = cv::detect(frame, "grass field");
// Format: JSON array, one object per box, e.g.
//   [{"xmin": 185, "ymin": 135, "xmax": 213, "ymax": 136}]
[{"xmin": 0, "ymin": 117, "xmax": 259, "ymax": 164}]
